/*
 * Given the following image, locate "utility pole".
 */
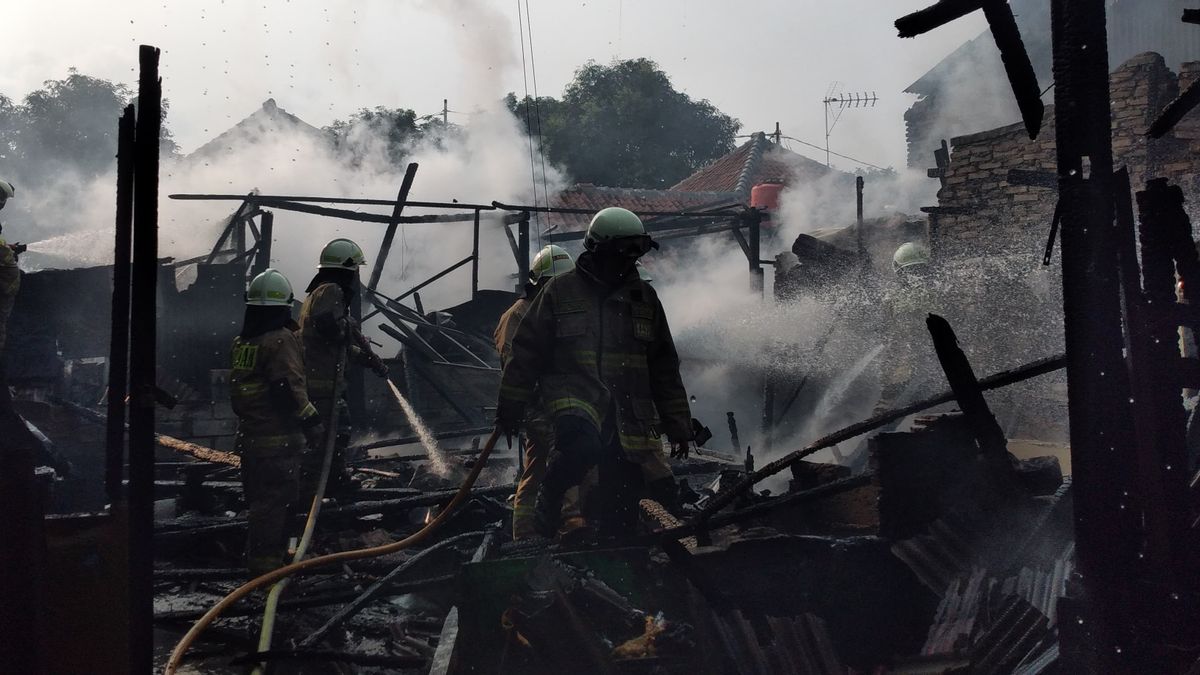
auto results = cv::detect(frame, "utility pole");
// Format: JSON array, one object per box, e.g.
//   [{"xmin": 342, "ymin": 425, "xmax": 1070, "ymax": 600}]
[
  {"xmin": 772, "ymin": 122, "xmax": 782, "ymax": 145},
  {"xmin": 443, "ymin": 99, "xmax": 448, "ymax": 127}
]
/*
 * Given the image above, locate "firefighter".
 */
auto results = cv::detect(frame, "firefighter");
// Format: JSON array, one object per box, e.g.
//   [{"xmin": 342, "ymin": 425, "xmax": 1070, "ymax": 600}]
[
  {"xmin": 0, "ymin": 179, "xmax": 20, "ymax": 356},
  {"xmin": 299, "ymin": 238, "xmax": 388, "ymax": 496},
  {"xmin": 875, "ymin": 241, "xmax": 937, "ymax": 417},
  {"xmin": 494, "ymin": 244, "xmax": 580, "ymax": 539},
  {"xmin": 230, "ymin": 269, "xmax": 324, "ymax": 576},
  {"xmin": 497, "ymin": 207, "xmax": 693, "ymax": 537}
]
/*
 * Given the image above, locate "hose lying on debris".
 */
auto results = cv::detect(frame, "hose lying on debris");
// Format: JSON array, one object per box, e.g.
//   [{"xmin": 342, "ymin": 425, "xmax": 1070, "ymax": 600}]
[
  {"xmin": 163, "ymin": 427, "xmax": 502, "ymax": 675},
  {"xmin": 252, "ymin": 360, "xmax": 345, "ymax": 675}
]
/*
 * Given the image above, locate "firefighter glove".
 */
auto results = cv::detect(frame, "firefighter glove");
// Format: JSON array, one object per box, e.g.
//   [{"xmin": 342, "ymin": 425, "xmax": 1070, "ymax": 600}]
[
  {"xmin": 670, "ymin": 439, "xmax": 691, "ymax": 460},
  {"xmin": 369, "ymin": 353, "xmax": 389, "ymax": 378},
  {"xmin": 304, "ymin": 423, "xmax": 326, "ymax": 450},
  {"xmin": 495, "ymin": 400, "xmax": 525, "ymax": 437}
]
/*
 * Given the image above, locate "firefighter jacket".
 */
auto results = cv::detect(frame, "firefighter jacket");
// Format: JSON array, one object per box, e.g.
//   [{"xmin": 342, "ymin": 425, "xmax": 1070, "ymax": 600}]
[
  {"xmin": 498, "ymin": 260, "xmax": 693, "ymax": 457},
  {"xmin": 0, "ymin": 237, "xmax": 20, "ymax": 353},
  {"xmin": 494, "ymin": 297, "xmax": 530, "ymax": 368},
  {"xmin": 230, "ymin": 323, "xmax": 319, "ymax": 445},
  {"xmin": 299, "ymin": 282, "xmax": 373, "ymax": 401}
]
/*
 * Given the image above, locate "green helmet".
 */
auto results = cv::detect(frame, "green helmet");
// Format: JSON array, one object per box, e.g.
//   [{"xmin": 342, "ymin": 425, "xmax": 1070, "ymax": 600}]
[
  {"xmin": 246, "ymin": 268, "xmax": 295, "ymax": 306},
  {"xmin": 0, "ymin": 180, "xmax": 14, "ymax": 200},
  {"xmin": 636, "ymin": 261, "xmax": 653, "ymax": 282},
  {"xmin": 584, "ymin": 207, "xmax": 648, "ymax": 251},
  {"xmin": 892, "ymin": 242, "xmax": 930, "ymax": 274},
  {"xmin": 319, "ymin": 238, "xmax": 366, "ymax": 270},
  {"xmin": 529, "ymin": 244, "xmax": 574, "ymax": 283}
]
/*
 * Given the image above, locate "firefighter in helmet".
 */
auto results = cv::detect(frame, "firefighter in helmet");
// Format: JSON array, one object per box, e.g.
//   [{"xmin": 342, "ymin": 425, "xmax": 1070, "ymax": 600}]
[
  {"xmin": 230, "ymin": 269, "xmax": 324, "ymax": 576},
  {"xmin": 875, "ymin": 241, "xmax": 937, "ymax": 416},
  {"xmin": 497, "ymin": 207, "xmax": 693, "ymax": 537},
  {"xmin": 298, "ymin": 238, "xmax": 388, "ymax": 496},
  {"xmin": 0, "ymin": 179, "xmax": 21, "ymax": 356},
  {"xmin": 494, "ymin": 244, "xmax": 582, "ymax": 539}
]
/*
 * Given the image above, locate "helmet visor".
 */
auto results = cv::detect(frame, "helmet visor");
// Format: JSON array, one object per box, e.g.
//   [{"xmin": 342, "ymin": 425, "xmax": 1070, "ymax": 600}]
[{"xmin": 603, "ymin": 234, "xmax": 657, "ymax": 258}]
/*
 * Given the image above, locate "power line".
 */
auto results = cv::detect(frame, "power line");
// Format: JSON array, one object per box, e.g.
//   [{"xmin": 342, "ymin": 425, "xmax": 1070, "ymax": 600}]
[
  {"xmin": 733, "ymin": 131, "xmax": 890, "ymax": 171},
  {"xmin": 523, "ymin": 0, "xmax": 550, "ymax": 251},
  {"xmin": 515, "ymin": 0, "xmax": 543, "ymax": 241},
  {"xmin": 782, "ymin": 135, "xmax": 888, "ymax": 172}
]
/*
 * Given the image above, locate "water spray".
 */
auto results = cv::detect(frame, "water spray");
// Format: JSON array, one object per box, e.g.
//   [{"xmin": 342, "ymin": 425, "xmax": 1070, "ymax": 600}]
[{"xmin": 385, "ymin": 378, "xmax": 453, "ymax": 477}]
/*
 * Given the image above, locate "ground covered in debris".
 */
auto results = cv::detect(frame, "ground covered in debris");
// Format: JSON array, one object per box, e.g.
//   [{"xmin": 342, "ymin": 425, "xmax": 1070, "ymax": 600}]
[{"xmin": 146, "ymin": 405, "xmax": 1073, "ymax": 674}]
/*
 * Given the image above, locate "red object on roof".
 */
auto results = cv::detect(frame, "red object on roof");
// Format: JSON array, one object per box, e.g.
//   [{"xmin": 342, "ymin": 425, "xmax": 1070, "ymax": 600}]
[{"xmin": 751, "ymin": 182, "xmax": 784, "ymax": 211}]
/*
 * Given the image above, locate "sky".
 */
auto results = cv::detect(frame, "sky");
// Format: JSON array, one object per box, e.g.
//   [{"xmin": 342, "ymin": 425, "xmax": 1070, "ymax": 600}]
[{"xmin": 2, "ymin": 0, "xmax": 989, "ymax": 174}]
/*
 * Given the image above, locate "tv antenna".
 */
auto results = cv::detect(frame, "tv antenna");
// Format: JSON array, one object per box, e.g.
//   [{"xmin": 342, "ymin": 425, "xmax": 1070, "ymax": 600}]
[{"xmin": 822, "ymin": 84, "xmax": 878, "ymax": 167}]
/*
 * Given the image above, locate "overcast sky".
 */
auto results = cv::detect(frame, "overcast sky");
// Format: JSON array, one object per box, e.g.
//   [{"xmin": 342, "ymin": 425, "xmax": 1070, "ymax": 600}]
[{"xmin": 4, "ymin": 1, "xmax": 989, "ymax": 174}]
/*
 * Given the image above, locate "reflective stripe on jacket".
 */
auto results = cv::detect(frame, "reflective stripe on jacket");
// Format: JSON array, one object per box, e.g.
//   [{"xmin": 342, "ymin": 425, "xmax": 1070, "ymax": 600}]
[
  {"xmin": 230, "ymin": 325, "xmax": 317, "ymax": 439},
  {"xmin": 498, "ymin": 263, "xmax": 692, "ymax": 456}
]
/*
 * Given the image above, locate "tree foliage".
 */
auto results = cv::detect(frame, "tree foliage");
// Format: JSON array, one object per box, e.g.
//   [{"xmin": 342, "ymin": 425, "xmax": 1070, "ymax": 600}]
[
  {"xmin": 0, "ymin": 69, "xmax": 179, "ymax": 188},
  {"xmin": 324, "ymin": 106, "xmax": 461, "ymax": 167},
  {"xmin": 508, "ymin": 58, "xmax": 741, "ymax": 189}
]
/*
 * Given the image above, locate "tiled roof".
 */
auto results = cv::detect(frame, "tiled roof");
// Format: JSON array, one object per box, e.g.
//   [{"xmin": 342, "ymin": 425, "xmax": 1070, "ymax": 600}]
[
  {"xmin": 670, "ymin": 132, "xmax": 838, "ymax": 194},
  {"xmin": 185, "ymin": 99, "xmax": 330, "ymax": 162},
  {"xmin": 542, "ymin": 184, "xmax": 737, "ymax": 233}
]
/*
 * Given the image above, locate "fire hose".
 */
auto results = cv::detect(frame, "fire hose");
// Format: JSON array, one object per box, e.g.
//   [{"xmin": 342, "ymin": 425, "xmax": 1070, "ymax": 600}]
[
  {"xmin": 251, "ymin": 356, "xmax": 345, "ymax": 675},
  {"xmin": 163, "ymin": 426, "xmax": 502, "ymax": 674}
]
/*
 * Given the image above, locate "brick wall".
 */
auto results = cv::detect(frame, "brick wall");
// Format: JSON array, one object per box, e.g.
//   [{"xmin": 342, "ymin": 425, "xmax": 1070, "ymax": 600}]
[{"xmin": 933, "ymin": 52, "xmax": 1198, "ymax": 259}]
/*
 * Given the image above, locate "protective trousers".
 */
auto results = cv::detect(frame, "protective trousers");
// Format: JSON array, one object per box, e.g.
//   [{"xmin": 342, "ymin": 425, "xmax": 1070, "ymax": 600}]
[
  {"xmin": 512, "ymin": 420, "xmax": 583, "ymax": 539},
  {"xmin": 538, "ymin": 415, "xmax": 642, "ymax": 537},
  {"xmin": 238, "ymin": 437, "xmax": 302, "ymax": 577}
]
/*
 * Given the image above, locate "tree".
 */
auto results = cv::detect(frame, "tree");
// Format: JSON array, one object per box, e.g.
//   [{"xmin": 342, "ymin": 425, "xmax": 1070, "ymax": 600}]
[
  {"xmin": 326, "ymin": 106, "xmax": 421, "ymax": 166},
  {"xmin": 508, "ymin": 58, "xmax": 741, "ymax": 189},
  {"xmin": 325, "ymin": 106, "xmax": 464, "ymax": 167},
  {"xmin": 0, "ymin": 69, "xmax": 180, "ymax": 189}
]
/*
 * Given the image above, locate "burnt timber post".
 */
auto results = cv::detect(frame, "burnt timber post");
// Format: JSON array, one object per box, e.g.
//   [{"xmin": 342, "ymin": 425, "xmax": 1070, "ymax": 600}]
[
  {"xmin": 471, "ymin": 209, "xmax": 481, "ymax": 300},
  {"xmin": 106, "ymin": 105, "xmax": 135, "ymax": 504},
  {"xmin": 129, "ymin": 44, "xmax": 161, "ymax": 674},
  {"xmin": 367, "ymin": 162, "xmax": 418, "ymax": 295},
  {"xmin": 1050, "ymin": 1, "xmax": 1142, "ymax": 669},
  {"xmin": 856, "ymin": 176, "xmax": 866, "ymax": 257},
  {"xmin": 252, "ymin": 210, "xmax": 273, "ymax": 277},
  {"xmin": 517, "ymin": 212, "xmax": 530, "ymax": 293}
]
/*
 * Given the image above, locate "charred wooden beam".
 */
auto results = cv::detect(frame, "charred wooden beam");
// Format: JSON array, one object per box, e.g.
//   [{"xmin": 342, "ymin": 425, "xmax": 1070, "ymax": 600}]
[
  {"xmin": 395, "ymin": 255, "xmax": 474, "ymax": 303},
  {"xmin": 517, "ymin": 212, "xmax": 530, "ymax": 293},
  {"xmin": 687, "ymin": 353, "xmax": 1065, "ymax": 524},
  {"xmin": 251, "ymin": 211, "xmax": 273, "ymax": 276},
  {"xmin": 1134, "ymin": 179, "xmax": 1195, "ymax": 561},
  {"xmin": 647, "ymin": 473, "xmax": 875, "ymax": 544},
  {"xmin": 981, "ymin": 0, "xmax": 1044, "ymax": 138},
  {"xmin": 895, "ymin": 0, "xmax": 982, "ymax": 37},
  {"xmin": 156, "ymin": 484, "xmax": 514, "ymax": 539},
  {"xmin": 128, "ymin": 43, "xmax": 162, "ymax": 674},
  {"xmin": 229, "ymin": 650, "xmax": 426, "ymax": 669},
  {"xmin": 106, "ymin": 105, "xmax": 135, "ymax": 503},
  {"xmin": 925, "ymin": 314, "xmax": 1009, "ymax": 460},
  {"xmin": 367, "ymin": 162, "xmax": 418, "ymax": 293},
  {"xmin": 1051, "ymin": 0, "xmax": 1141, "ymax": 668},
  {"xmin": 897, "ymin": 0, "xmax": 1043, "ymax": 138},
  {"xmin": 1146, "ymin": 78, "xmax": 1200, "ymax": 138}
]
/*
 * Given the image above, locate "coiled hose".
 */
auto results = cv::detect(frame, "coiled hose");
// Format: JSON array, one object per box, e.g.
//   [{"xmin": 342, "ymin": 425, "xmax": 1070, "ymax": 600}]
[{"xmin": 163, "ymin": 427, "xmax": 502, "ymax": 674}]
